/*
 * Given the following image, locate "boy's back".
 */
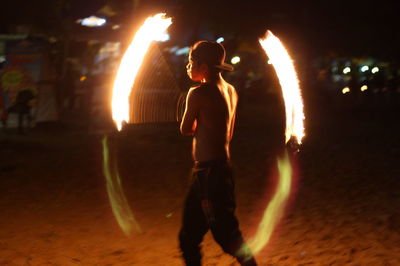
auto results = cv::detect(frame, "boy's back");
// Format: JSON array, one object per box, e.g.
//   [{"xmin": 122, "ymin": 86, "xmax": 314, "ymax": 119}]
[{"xmin": 190, "ymin": 79, "xmax": 237, "ymax": 162}]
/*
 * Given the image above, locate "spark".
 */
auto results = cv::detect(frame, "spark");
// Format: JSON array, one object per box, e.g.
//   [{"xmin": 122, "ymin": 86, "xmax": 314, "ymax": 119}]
[{"xmin": 111, "ymin": 13, "xmax": 172, "ymax": 131}]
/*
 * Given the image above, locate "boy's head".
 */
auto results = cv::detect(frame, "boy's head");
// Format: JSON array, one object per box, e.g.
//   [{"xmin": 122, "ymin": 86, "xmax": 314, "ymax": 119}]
[{"xmin": 187, "ymin": 41, "xmax": 233, "ymax": 81}]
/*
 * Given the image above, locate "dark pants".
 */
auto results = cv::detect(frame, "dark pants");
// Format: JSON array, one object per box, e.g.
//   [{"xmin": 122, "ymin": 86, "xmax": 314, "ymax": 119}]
[{"xmin": 179, "ymin": 160, "xmax": 257, "ymax": 266}]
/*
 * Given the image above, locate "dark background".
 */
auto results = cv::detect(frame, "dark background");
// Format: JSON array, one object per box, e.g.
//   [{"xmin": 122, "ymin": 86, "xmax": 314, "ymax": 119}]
[{"xmin": 1, "ymin": 0, "xmax": 398, "ymax": 59}]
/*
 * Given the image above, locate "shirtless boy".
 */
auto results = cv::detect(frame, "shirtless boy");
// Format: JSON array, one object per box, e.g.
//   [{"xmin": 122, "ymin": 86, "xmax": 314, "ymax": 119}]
[{"xmin": 179, "ymin": 41, "xmax": 257, "ymax": 266}]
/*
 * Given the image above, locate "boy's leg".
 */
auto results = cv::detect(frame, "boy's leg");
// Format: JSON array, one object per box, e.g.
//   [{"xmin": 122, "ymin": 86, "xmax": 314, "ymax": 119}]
[
  {"xmin": 209, "ymin": 166, "xmax": 257, "ymax": 266},
  {"xmin": 179, "ymin": 171, "xmax": 209, "ymax": 266}
]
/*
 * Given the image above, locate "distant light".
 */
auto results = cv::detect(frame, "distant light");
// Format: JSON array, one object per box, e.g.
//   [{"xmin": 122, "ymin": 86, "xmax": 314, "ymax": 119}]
[
  {"xmin": 342, "ymin": 87, "xmax": 350, "ymax": 94},
  {"xmin": 78, "ymin": 16, "xmax": 106, "ymax": 27},
  {"xmin": 361, "ymin": 85, "xmax": 368, "ymax": 92},
  {"xmin": 0, "ymin": 56, "xmax": 5, "ymax": 63},
  {"xmin": 360, "ymin": 65, "xmax": 369, "ymax": 72},
  {"xmin": 155, "ymin": 32, "xmax": 170, "ymax": 42},
  {"xmin": 372, "ymin": 67, "xmax": 379, "ymax": 74},
  {"xmin": 216, "ymin": 37, "xmax": 225, "ymax": 43},
  {"xmin": 168, "ymin": 46, "xmax": 179, "ymax": 53},
  {"xmin": 267, "ymin": 59, "xmax": 272, "ymax": 65},
  {"xmin": 80, "ymin": 76, "xmax": 87, "ymax": 82},
  {"xmin": 48, "ymin": 36, "xmax": 58, "ymax": 43},
  {"xmin": 231, "ymin": 56, "xmax": 240, "ymax": 64},
  {"xmin": 343, "ymin": 67, "xmax": 351, "ymax": 74},
  {"xmin": 112, "ymin": 24, "xmax": 121, "ymax": 30},
  {"xmin": 175, "ymin": 47, "xmax": 190, "ymax": 56}
]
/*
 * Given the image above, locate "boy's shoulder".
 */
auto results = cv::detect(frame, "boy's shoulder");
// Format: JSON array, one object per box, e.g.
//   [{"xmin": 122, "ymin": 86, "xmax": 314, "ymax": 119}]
[
  {"xmin": 189, "ymin": 84, "xmax": 211, "ymax": 94},
  {"xmin": 187, "ymin": 84, "xmax": 214, "ymax": 103},
  {"xmin": 191, "ymin": 83, "xmax": 218, "ymax": 92}
]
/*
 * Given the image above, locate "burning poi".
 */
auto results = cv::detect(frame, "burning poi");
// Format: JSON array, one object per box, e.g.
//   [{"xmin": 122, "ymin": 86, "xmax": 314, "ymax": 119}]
[
  {"xmin": 240, "ymin": 30, "xmax": 305, "ymax": 258},
  {"xmin": 103, "ymin": 13, "xmax": 172, "ymax": 236}
]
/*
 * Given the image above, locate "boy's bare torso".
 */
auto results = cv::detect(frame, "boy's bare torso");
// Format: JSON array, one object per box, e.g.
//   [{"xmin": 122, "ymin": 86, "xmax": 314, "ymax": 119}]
[{"xmin": 186, "ymin": 79, "xmax": 237, "ymax": 162}]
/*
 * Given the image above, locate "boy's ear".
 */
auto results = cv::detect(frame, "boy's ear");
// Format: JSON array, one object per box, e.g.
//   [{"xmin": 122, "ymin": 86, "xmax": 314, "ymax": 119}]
[{"xmin": 199, "ymin": 63, "xmax": 209, "ymax": 73}]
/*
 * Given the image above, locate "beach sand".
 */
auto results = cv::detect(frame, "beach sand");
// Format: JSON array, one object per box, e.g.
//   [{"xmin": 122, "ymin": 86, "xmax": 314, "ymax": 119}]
[{"xmin": 1, "ymin": 95, "xmax": 399, "ymax": 265}]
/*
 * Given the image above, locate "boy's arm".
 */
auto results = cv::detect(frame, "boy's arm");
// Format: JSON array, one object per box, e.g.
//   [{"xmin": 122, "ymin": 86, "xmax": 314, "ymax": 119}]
[
  {"xmin": 229, "ymin": 111, "xmax": 236, "ymax": 141},
  {"xmin": 228, "ymin": 90, "xmax": 238, "ymax": 140},
  {"xmin": 180, "ymin": 88, "xmax": 199, "ymax": 136}
]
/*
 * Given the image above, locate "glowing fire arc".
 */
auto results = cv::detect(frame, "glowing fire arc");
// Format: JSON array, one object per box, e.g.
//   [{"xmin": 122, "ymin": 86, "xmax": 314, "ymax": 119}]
[
  {"xmin": 240, "ymin": 30, "xmax": 305, "ymax": 258},
  {"xmin": 104, "ymin": 13, "xmax": 173, "ymax": 236},
  {"xmin": 111, "ymin": 13, "xmax": 172, "ymax": 131}
]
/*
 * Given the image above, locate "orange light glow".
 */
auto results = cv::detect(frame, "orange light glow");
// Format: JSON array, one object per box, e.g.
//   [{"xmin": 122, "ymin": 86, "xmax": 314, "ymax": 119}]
[
  {"xmin": 239, "ymin": 31, "xmax": 305, "ymax": 259},
  {"xmin": 111, "ymin": 13, "xmax": 172, "ymax": 130},
  {"xmin": 259, "ymin": 31, "xmax": 305, "ymax": 144},
  {"xmin": 249, "ymin": 151, "xmax": 292, "ymax": 255}
]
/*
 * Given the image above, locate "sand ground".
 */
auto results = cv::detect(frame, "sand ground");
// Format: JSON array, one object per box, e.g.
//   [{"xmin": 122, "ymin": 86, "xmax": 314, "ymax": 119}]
[{"xmin": 1, "ymin": 94, "xmax": 399, "ymax": 265}]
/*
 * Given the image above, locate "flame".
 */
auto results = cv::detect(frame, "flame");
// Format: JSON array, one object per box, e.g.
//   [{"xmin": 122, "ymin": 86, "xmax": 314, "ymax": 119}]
[
  {"xmin": 259, "ymin": 31, "xmax": 305, "ymax": 144},
  {"xmin": 239, "ymin": 31, "xmax": 305, "ymax": 260},
  {"xmin": 111, "ymin": 13, "xmax": 172, "ymax": 130},
  {"xmin": 104, "ymin": 13, "xmax": 171, "ymax": 236}
]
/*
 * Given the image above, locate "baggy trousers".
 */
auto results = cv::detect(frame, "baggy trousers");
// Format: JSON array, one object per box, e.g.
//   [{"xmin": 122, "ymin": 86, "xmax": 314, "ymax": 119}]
[{"xmin": 179, "ymin": 160, "xmax": 257, "ymax": 266}]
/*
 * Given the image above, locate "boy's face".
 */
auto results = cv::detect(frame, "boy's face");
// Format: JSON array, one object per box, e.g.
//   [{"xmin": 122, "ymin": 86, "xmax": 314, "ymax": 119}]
[{"xmin": 186, "ymin": 55, "xmax": 205, "ymax": 82}]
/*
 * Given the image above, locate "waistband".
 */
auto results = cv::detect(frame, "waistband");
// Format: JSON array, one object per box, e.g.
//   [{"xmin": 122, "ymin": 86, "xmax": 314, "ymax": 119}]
[{"xmin": 194, "ymin": 159, "xmax": 230, "ymax": 168}]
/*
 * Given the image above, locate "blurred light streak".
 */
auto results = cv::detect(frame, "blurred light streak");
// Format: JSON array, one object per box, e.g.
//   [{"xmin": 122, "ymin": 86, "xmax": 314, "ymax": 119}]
[
  {"xmin": 244, "ymin": 151, "xmax": 292, "ymax": 257},
  {"xmin": 105, "ymin": 13, "xmax": 172, "ymax": 236},
  {"xmin": 102, "ymin": 136, "xmax": 141, "ymax": 236},
  {"xmin": 361, "ymin": 85, "xmax": 368, "ymax": 92},
  {"xmin": 239, "ymin": 30, "xmax": 304, "ymax": 259},
  {"xmin": 372, "ymin": 67, "xmax": 379, "ymax": 74},
  {"xmin": 111, "ymin": 13, "xmax": 172, "ymax": 130},
  {"xmin": 77, "ymin": 16, "xmax": 106, "ymax": 27},
  {"xmin": 175, "ymin": 47, "xmax": 190, "ymax": 56}
]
